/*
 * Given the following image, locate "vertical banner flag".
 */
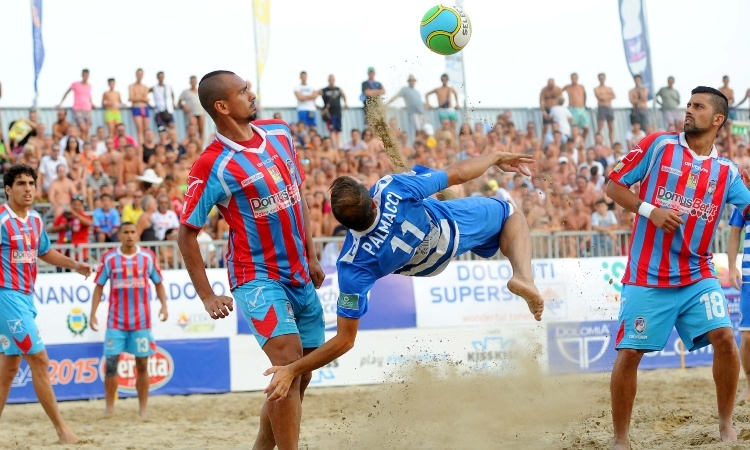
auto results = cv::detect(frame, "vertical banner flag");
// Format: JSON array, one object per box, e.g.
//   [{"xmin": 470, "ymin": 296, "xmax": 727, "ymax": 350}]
[
  {"xmin": 252, "ymin": 0, "xmax": 270, "ymax": 99},
  {"xmin": 31, "ymin": 0, "xmax": 45, "ymax": 98},
  {"xmin": 619, "ymin": 0, "xmax": 654, "ymax": 99},
  {"xmin": 444, "ymin": 0, "xmax": 466, "ymax": 111}
]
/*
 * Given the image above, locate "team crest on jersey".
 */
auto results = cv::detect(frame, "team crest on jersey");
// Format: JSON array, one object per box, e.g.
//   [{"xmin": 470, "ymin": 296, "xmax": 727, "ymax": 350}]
[
  {"xmin": 285, "ymin": 301, "xmax": 295, "ymax": 323},
  {"xmin": 687, "ymin": 173, "xmax": 698, "ymax": 189},
  {"xmin": 286, "ymin": 159, "xmax": 295, "ymax": 176},
  {"xmin": 268, "ymin": 166, "xmax": 283, "ymax": 183},
  {"xmin": 634, "ymin": 317, "xmax": 646, "ymax": 334},
  {"xmin": 707, "ymin": 179, "xmax": 716, "ymax": 195}
]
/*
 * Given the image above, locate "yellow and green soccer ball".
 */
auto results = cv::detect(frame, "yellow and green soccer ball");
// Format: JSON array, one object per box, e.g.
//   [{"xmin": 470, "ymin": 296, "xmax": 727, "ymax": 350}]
[{"xmin": 420, "ymin": 4, "xmax": 472, "ymax": 55}]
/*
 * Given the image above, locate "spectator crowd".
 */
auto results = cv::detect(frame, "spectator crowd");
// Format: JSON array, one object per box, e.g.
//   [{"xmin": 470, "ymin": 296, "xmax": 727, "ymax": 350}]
[{"xmin": 1, "ymin": 68, "xmax": 749, "ymax": 263}]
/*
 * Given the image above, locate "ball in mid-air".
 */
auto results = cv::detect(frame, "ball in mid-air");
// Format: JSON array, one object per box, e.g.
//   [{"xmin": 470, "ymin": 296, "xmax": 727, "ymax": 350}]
[{"xmin": 420, "ymin": 4, "xmax": 472, "ymax": 55}]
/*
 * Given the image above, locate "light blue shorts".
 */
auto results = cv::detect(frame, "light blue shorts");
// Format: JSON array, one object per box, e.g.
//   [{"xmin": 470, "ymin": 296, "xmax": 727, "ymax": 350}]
[
  {"xmin": 104, "ymin": 328, "xmax": 156, "ymax": 358},
  {"xmin": 615, "ymin": 278, "xmax": 732, "ymax": 352},
  {"xmin": 0, "ymin": 288, "xmax": 44, "ymax": 356},
  {"xmin": 235, "ymin": 280, "xmax": 324, "ymax": 349}
]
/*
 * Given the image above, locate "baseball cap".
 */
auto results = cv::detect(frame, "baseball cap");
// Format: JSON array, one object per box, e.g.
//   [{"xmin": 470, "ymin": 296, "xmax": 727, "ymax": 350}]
[
  {"xmin": 407, "ymin": 74, "xmax": 416, "ymax": 81},
  {"xmin": 367, "ymin": 66, "xmax": 375, "ymax": 73},
  {"xmin": 423, "ymin": 123, "xmax": 435, "ymax": 136},
  {"xmin": 558, "ymin": 156, "xmax": 569, "ymax": 164}
]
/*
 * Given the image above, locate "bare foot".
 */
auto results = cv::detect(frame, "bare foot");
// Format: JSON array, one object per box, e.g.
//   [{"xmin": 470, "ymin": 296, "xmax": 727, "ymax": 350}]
[
  {"xmin": 57, "ymin": 427, "xmax": 79, "ymax": 444},
  {"xmin": 737, "ymin": 386, "xmax": 750, "ymax": 404},
  {"xmin": 507, "ymin": 276, "xmax": 544, "ymax": 321},
  {"xmin": 139, "ymin": 409, "xmax": 148, "ymax": 418},
  {"xmin": 612, "ymin": 442, "xmax": 630, "ymax": 450},
  {"xmin": 103, "ymin": 407, "xmax": 114, "ymax": 418},
  {"xmin": 720, "ymin": 422, "xmax": 737, "ymax": 442}
]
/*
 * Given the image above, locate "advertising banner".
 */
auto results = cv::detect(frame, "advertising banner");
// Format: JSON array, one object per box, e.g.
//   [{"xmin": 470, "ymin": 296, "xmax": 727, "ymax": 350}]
[{"xmin": 9, "ymin": 339, "xmax": 230, "ymax": 403}]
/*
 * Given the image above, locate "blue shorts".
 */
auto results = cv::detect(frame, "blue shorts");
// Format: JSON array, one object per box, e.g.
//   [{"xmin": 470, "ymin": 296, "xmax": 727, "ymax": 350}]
[
  {"xmin": 0, "ymin": 288, "xmax": 44, "ymax": 356},
  {"xmin": 327, "ymin": 115, "xmax": 342, "ymax": 132},
  {"xmin": 131, "ymin": 107, "xmax": 150, "ymax": 118},
  {"xmin": 104, "ymin": 328, "xmax": 156, "ymax": 358},
  {"xmin": 615, "ymin": 278, "xmax": 731, "ymax": 352},
  {"xmin": 297, "ymin": 110, "xmax": 317, "ymax": 127},
  {"xmin": 739, "ymin": 284, "xmax": 750, "ymax": 330},
  {"xmin": 235, "ymin": 280, "xmax": 324, "ymax": 349},
  {"xmin": 449, "ymin": 197, "xmax": 512, "ymax": 258}
]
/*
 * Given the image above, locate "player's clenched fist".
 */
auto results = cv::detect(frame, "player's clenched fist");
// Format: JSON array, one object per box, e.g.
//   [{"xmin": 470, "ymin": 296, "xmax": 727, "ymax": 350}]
[
  {"xmin": 202, "ymin": 294, "xmax": 234, "ymax": 319},
  {"xmin": 648, "ymin": 208, "xmax": 684, "ymax": 233}
]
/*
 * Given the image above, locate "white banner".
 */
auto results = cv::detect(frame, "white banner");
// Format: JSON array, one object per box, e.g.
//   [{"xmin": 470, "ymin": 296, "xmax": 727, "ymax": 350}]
[
  {"xmin": 33, "ymin": 269, "xmax": 235, "ymax": 345},
  {"xmin": 413, "ymin": 258, "xmax": 627, "ymax": 328}
]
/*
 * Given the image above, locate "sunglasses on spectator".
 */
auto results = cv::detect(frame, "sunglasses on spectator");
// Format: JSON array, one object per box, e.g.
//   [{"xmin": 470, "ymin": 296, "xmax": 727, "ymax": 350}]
[{"xmin": 72, "ymin": 195, "xmax": 84, "ymax": 201}]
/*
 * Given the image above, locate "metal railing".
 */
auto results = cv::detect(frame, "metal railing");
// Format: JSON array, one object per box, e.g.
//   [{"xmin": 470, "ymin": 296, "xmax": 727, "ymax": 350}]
[{"xmin": 40, "ymin": 228, "xmax": 732, "ymax": 273}]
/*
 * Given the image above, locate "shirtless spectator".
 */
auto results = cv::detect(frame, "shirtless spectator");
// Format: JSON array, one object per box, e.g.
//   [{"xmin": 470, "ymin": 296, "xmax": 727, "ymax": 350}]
[
  {"xmin": 563, "ymin": 73, "xmax": 589, "ymax": 140},
  {"xmin": 181, "ymin": 124, "xmax": 201, "ymax": 149},
  {"xmin": 102, "ymin": 78, "xmax": 124, "ymax": 138},
  {"xmin": 572, "ymin": 175, "xmax": 596, "ymax": 211},
  {"xmin": 98, "ymin": 138, "xmax": 121, "ymax": 180},
  {"xmin": 578, "ymin": 148, "xmax": 604, "ymax": 180},
  {"xmin": 560, "ymin": 196, "xmax": 592, "ymax": 257},
  {"xmin": 58, "ymin": 69, "xmax": 94, "ymax": 140},
  {"xmin": 48, "ymin": 164, "xmax": 77, "ymax": 218},
  {"xmin": 719, "ymin": 75, "xmax": 737, "ymax": 122},
  {"xmin": 116, "ymin": 144, "xmax": 143, "ymax": 198},
  {"xmin": 86, "ymin": 160, "xmax": 111, "ymax": 209},
  {"xmin": 178, "ymin": 76, "xmax": 205, "ymax": 139},
  {"xmin": 425, "ymin": 73, "xmax": 460, "ymax": 127},
  {"xmin": 182, "ymin": 140, "xmax": 201, "ymax": 168},
  {"xmin": 594, "ymin": 73, "xmax": 616, "ymax": 144},
  {"xmin": 52, "ymin": 109, "xmax": 72, "ymax": 141},
  {"xmin": 539, "ymin": 78, "xmax": 563, "ymax": 136},
  {"xmin": 129, "ymin": 68, "xmax": 151, "ymax": 144},
  {"xmin": 628, "ymin": 74, "xmax": 651, "ymax": 129}
]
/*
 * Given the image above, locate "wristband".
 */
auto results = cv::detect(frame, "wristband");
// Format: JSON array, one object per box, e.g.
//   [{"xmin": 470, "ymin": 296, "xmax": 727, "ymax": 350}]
[{"xmin": 638, "ymin": 202, "xmax": 656, "ymax": 219}]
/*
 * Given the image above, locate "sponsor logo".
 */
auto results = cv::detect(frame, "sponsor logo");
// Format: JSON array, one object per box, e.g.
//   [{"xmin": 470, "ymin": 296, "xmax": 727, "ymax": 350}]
[
  {"xmin": 338, "ymin": 293, "xmax": 359, "ymax": 310},
  {"xmin": 250, "ymin": 184, "xmax": 301, "ymax": 218},
  {"xmin": 552, "ymin": 323, "xmax": 611, "ymax": 370},
  {"xmin": 684, "ymin": 161, "xmax": 708, "ymax": 174},
  {"xmin": 634, "ymin": 316, "xmax": 646, "ymax": 334},
  {"xmin": 467, "ymin": 336, "xmax": 515, "ymax": 371},
  {"xmin": 241, "ymin": 172, "xmax": 265, "ymax": 187},
  {"xmin": 11, "ymin": 249, "xmax": 36, "ymax": 264},
  {"xmin": 13, "ymin": 357, "xmax": 102, "ymax": 388},
  {"xmin": 268, "ymin": 166, "xmax": 283, "ymax": 183},
  {"xmin": 99, "ymin": 347, "xmax": 174, "ymax": 393},
  {"xmin": 707, "ymin": 179, "xmax": 716, "ymax": 195},
  {"xmin": 176, "ymin": 312, "xmax": 215, "ymax": 333},
  {"xmin": 7, "ymin": 319, "xmax": 24, "ymax": 335},
  {"xmin": 660, "ymin": 165, "xmax": 683, "ymax": 176},
  {"xmin": 255, "ymin": 155, "xmax": 280, "ymax": 168},
  {"xmin": 245, "ymin": 286, "xmax": 266, "ymax": 311},
  {"xmin": 0, "ymin": 334, "xmax": 9, "ymax": 351},
  {"xmin": 613, "ymin": 161, "xmax": 624, "ymax": 172},
  {"xmin": 185, "ymin": 176, "xmax": 203, "ymax": 198},
  {"xmin": 623, "ymin": 146, "xmax": 644, "ymax": 163},
  {"xmin": 66, "ymin": 307, "xmax": 88, "ymax": 336},
  {"xmin": 111, "ymin": 278, "xmax": 147, "ymax": 289},
  {"xmin": 687, "ymin": 173, "xmax": 697, "ymax": 189},
  {"xmin": 286, "ymin": 158, "xmax": 295, "ymax": 176},
  {"xmin": 10, "ymin": 235, "xmax": 23, "ymax": 241},
  {"xmin": 655, "ymin": 186, "xmax": 718, "ymax": 221}
]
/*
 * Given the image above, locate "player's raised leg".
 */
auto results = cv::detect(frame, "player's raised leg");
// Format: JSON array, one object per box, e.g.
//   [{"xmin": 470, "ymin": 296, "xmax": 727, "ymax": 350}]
[
  {"xmin": 498, "ymin": 208, "xmax": 544, "ymax": 320},
  {"xmin": 610, "ymin": 348, "xmax": 644, "ymax": 450},
  {"xmin": 25, "ymin": 350, "xmax": 78, "ymax": 444},
  {"xmin": 706, "ymin": 327, "xmax": 739, "ymax": 442}
]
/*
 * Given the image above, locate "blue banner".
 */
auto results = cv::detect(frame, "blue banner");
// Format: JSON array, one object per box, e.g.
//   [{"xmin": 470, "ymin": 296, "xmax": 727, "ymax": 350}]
[
  {"xmin": 31, "ymin": 0, "xmax": 45, "ymax": 94},
  {"xmin": 9, "ymin": 339, "xmax": 230, "ymax": 403},
  {"xmin": 618, "ymin": 0, "xmax": 654, "ymax": 99}
]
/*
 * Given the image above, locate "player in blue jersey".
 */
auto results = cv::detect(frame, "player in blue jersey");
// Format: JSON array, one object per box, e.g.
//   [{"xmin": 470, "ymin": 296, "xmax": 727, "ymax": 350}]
[
  {"xmin": 728, "ymin": 208, "xmax": 750, "ymax": 403},
  {"xmin": 263, "ymin": 150, "xmax": 546, "ymax": 400},
  {"xmin": 0, "ymin": 164, "xmax": 93, "ymax": 444},
  {"xmin": 607, "ymin": 87, "xmax": 750, "ymax": 448}
]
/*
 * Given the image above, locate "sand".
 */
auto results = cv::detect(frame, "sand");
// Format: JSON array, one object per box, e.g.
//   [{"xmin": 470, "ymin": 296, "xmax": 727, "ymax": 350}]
[{"xmin": 4, "ymin": 366, "xmax": 750, "ymax": 449}]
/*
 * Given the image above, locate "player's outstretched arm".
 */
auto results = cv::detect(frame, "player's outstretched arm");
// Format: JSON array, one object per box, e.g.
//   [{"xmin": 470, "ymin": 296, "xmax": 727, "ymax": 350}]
[
  {"xmin": 444, "ymin": 152, "xmax": 534, "ymax": 187},
  {"xmin": 39, "ymin": 250, "xmax": 92, "ymax": 278},
  {"xmin": 264, "ymin": 316, "xmax": 360, "ymax": 402},
  {"xmin": 177, "ymin": 224, "xmax": 233, "ymax": 319}
]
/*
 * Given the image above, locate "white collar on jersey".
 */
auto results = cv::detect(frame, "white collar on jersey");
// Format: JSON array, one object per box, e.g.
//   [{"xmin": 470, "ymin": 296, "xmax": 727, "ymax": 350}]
[
  {"xmin": 5, "ymin": 205, "xmax": 31, "ymax": 223},
  {"xmin": 117, "ymin": 246, "xmax": 141, "ymax": 258},
  {"xmin": 215, "ymin": 123, "xmax": 266, "ymax": 154},
  {"xmin": 679, "ymin": 132, "xmax": 717, "ymax": 160}
]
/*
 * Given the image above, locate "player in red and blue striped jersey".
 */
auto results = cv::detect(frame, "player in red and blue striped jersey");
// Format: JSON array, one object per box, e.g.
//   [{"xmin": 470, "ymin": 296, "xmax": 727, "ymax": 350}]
[
  {"xmin": 90, "ymin": 222, "xmax": 168, "ymax": 418},
  {"xmin": 177, "ymin": 71, "xmax": 324, "ymax": 450},
  {"xmin": 0, "ymin": 164, "xmax": 93, "ymax": 444},
  {"xmin": 607, "ymin": 87, "xmax": 750, "ymax": 448}
]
